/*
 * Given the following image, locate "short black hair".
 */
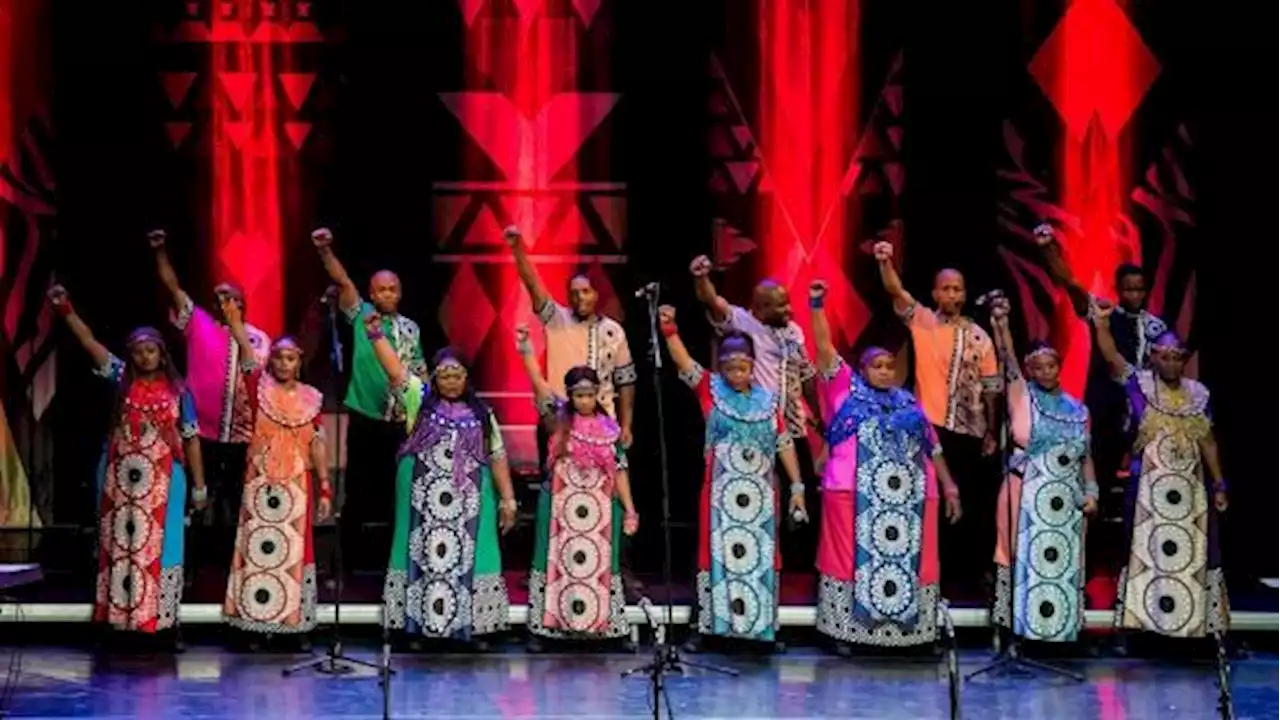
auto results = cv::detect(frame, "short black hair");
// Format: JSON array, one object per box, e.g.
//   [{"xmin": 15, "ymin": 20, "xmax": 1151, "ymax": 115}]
[
  {"xmin": 1114, "ymin": 263, "xmax": 1145, "ymax": 287},
  {"xmin": 566, "ymin": 268, "xmax": 593, "ymax": 293}
]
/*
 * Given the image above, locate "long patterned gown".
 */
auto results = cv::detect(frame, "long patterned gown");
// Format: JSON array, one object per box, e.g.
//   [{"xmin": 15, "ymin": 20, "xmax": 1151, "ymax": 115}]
[
  {"xmin": 680, "ymin": 362, "xmax": 786, "ymax": 643},
  {"xmin": 814, "ymin": 360, "xmax": 943, "ymax": 646},
  {"xmin": 528, "ymin": 405, "xmax": 629, "ymax": 639},
  {"xmin": 93, "ymin": 355, "xmax": 197, "ymax": 632},
  {"xmin": 223, "ymin": 373, "xmax": 323, "ymax": 634},
  {"xmin": 992, "ymin": 375, "xmax": 1094, "ymax": 642},
  {"xmin": 1113, "ymin": 367, "xmax": 1227, "ymax": 637},
  {"xmin": 383, "ymin": 377, "xmax": 509, "ymax": 639}
]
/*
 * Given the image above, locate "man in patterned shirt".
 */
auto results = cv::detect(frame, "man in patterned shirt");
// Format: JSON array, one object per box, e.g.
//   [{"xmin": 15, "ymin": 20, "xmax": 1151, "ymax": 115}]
[
  {"xmin": 150, "ymin": 229, "xmax": 271, "ymax": 579},
  {"xmin": 689, "ymin": 254, "xmax": 823, "ymax": 570},
  {"xmin": 873, "ymin": 240, "xmax": 1001, "ymax": 598},
  {"xmin": 312, "ymin": 228, "xmax": 427, "ymax": 570}
]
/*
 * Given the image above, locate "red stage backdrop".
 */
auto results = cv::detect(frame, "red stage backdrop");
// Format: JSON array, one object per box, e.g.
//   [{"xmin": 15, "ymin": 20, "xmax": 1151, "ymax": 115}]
[
  {"xmin": 996, "ymin": 0, "xmax": 1197, "ymax": 399},
  {"xmin": 710, "ymin": 0, "xmax": 904, "ymax": 357},
  {"xmin": 433, "ymin": 0, "xmax": 625, "ymax": 468},
  {"xmin": 153, "ymin": 0, "xmax": 327, "ymax": 340},
  {"xmin": 0, "ymin": 0, "xmax": 55, "ymax": 531}
]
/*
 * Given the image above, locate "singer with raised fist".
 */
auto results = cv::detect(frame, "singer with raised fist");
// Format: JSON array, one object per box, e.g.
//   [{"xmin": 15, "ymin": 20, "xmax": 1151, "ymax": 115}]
[
  {"xmin": 659, "ymin": 305, "xmax": 803, "ymax": 653},
  {"xmin": 514, "ymin": 324, "xmax": 639, "ymax": 652},
  {"xmin": 986, "ymin": 295, "xmax": 1094, "ymax": 647},
  {"xmin": 48, "ymin": 285, "xmax": 205, "ymax": 650},
  {"xmin": 873, "ymin": 240, "xmax": 1001, "ymax": 599},
  {"xmin": 149, "ymin": 229, "xmax": 269, "ymax": 581},
  {"xmin": 1092, "ymin": 301, "xmax": 1229, "ymax": 641},
  {"xmin": 311, "ymin": 227, "xmax": 426, "ymax": 571},
  {"xmin": 808, "ymin": 279, "xmax": 960, "ymax": 655}
]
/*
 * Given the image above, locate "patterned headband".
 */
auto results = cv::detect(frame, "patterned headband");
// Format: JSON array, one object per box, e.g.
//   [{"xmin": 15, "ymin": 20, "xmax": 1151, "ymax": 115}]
[
  {"xmin": 719, "ymin": 351, "xmax": 752, "ymax": 363},
  {"xmin": 568, "ymin": 377, "xmax": 598, "ymax": 392},
  {"xmin": 433, "ymin": 357, "xmax": 466, "ymax": 376},
  {"xmin": 126, "ymin": 327, "xmax": 165, "ymax": 349},
  {"xmin": 1024, "ymin": 346, "xmax": 1059, "ymax": 363},
  {"xmin": 271, "ymin": 338, "xmax": 302, "ymax": 355},
  {"xmin": 858, "ymin": 347, "xmax": 892, "ymax": 368}
]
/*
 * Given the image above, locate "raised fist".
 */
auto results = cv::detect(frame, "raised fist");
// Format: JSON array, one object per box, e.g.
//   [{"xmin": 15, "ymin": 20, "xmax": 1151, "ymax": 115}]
[
  {"xmin": 872, "ymin": 241, "xmax": 894, "ymax": 263},
  {"xmin": 657, "ymin": 305, "xmax": 677, "ymax": 326},
  {"xmin": 1090, "ymin": 297, "xmax": 1115, "ymax": 321},
  {"xmin": 147, "ymin": 230, "xmax": 167, "ymax": 249},
  {"xmin": 46, "ymin": 284, "xmax": 70, "ymax": 308},
  {"xmin": 1032, "ymin": 223, "xmax": 1055, "ymax": 247},
  {"xmin": 503, "ymin": 225, "xmax": 521, "ymax": 247},
  {"xmin": 808, "ymin": 279, "xmax": 828, "ymax": 300},
  {"xmin": 989, "ymin": 295, "xmax": 1011, "ymax": 321},
  {"xmin": 689, "ymin": 255, "xmax": 712, "ymax": 277},
  {"xmin": 311, "ymin": 228, "xmax": 334, "ymax": 248},
  {"xmin": 219, "ymin": 295, "xmax": 243, "ymax": 326}
]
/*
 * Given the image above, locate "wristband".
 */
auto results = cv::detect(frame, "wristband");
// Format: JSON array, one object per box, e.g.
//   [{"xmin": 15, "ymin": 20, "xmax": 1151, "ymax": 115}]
[
  {"xmin": 366, "ymin": 328, "xmax": 385, "ymax": 341},
  {"xmin": 1212, "ymin": 478, "xmax": 1228, "ymax": 494},
  {"xmin": 318, "ymin": 479, "xmax": 333, "ymax": 500},
  {"xmin": 789, "ymin": 482, "xmax": 805, "ymax": 496},
  {"xmin": 54, "ymin": 301, "xmax": 74, "ymax": 318},
  {"xmin": 192, "ymin": 485, "xmax": 208, "ymax": 503},
  {"xmin": 516, "ymin": 338, "xmax": 534, "ymax": 356},
  {"xmin": 660, "ymin": 322, "xmax": 678, "ymax": 338},
  {"xmin": 499, "ymin": 497, "xmax": 519, "ymax": 513},
  {"xmin": 808, "ymin": 296, "xmax": 825, "ymax": 310}
]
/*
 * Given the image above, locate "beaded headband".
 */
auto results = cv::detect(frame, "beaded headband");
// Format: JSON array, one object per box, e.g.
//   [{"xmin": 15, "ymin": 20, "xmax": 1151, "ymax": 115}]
[
  {"xmin": 568, "ymin": 378, "xmax": 599, "ymax": 392},
  {"xmin": 271, "ymin": 337, "xmax": 302, "ymax": 356},
  {"xmin": 126, "ymin": 327, "xmax": 165, "ymax": 349},
  {"xmin": 1023, "ymin": 346, "xmax": 1059, "ymax": 364},
  {"xmin": 433, "ymin": 357, "xmax": 466, "ymax": 376}
]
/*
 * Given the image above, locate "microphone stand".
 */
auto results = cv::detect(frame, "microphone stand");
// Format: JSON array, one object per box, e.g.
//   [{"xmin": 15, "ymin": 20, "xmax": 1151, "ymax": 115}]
[
  {"xmin": 1214, "ymin": 631, "xmax": 1234, "ymax": 720},
  {"xmin": 284, "ymin": 295, "xmax": 382, "ymax": 679},
  {"xmin": 965, "ymin": 377, "xmax": 1083, "ymax": 684},
  {"xmin": 939, "ymin": 598, "xmax": 961, "ymax": 720},
  {"xmin": 621, "ymin": 284, "xmax": 736, "ymax": 720}
]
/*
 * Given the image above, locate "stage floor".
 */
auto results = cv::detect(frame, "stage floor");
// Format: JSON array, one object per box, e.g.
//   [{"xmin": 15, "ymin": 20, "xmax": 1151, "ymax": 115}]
[{"xmin": 1, "ymin": 646, "xmax": 1275, "ymax": 719}]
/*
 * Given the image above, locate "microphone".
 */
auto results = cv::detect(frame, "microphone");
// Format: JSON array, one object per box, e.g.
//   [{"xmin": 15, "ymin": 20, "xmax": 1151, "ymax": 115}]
[
  {"xmin": 634, "ymin": 282, "xmax": 659, "ymax": 299},
  {"xmin": 974, "ymin": 289, "xmax": 1005, "ymax": 306},
  {"xmin": 319, "ymin": 285, "xmax": 340, "ymax": 305}
]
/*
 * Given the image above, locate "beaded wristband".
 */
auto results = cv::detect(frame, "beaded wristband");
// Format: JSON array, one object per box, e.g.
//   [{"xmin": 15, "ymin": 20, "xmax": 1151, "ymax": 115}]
[
  {"xmin": 789, "ymin": 482, "xmax": 805, "ymax": 496},
  {"xmin": 516, "ymin": 339, "xmax": 534, "ymax": 356},
  {"xmin": 366, "ymin": 329, "xmax": 385, "ymax": 341},
  {"xmin": 191, "ymin": 485, "xmax": 208, "ymax": 502},
  {"xmin": 54, "ymin": 301, "xmax": 74, "ymax": 318},
  {"xmin": 660, "ymin": 323, "xmax": 678, "ymax": 338}
]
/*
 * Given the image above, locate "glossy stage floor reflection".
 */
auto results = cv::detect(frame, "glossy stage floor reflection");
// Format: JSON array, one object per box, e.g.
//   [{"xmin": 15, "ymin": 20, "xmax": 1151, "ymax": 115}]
[{"xmin": 2, "ymin": 647, "xmax": 1276, "ymax": 719}]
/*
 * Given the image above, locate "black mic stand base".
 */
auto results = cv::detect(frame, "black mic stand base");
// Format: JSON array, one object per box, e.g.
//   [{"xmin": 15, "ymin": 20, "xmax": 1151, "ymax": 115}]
[
  {"xmin": 963, "ymin": 631, "xmax": 1084, "ymax": 683},
  {"xmin": 621, "ymin": 642, "xmax": 739, "ymax": 720}
]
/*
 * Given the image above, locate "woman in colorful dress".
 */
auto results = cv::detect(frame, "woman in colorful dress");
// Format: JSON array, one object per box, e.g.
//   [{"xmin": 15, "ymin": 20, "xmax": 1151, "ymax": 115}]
[
  {"xmin": 514, "ymin": 325, "xmax": 640, "ymax": 652},
  {"xmin": 987, "ymin": 296, "xmax": 1095, "ymax": 647},
  {"xmin": 363, "ymin": 314, "xmax": 518, "ymax": 650},
  {"xmin": 807, "ymin": 281, "xmax": 960, "ymax": 655},
  {"xmin": 48, "ymin": 286, "xmax": 206, "ymax": 649},
  {"xmin": 658, "ymin": 305, "xmax": 804, "ymax": 653},
  {"xmin": 1092, "ymin": 302, "xmax": 1229, "ymax": 641},
  {"xmin": 222, "ymin": 298, "xmax": 332, "ymax": 649}
]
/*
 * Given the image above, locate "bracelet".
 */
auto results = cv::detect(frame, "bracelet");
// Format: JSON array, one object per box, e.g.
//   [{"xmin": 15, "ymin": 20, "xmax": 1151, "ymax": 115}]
[
  {"xmin": 366, "ymin": 329, "xmax": 385, "ymax": 341},
  {"xmin": 516, "ymin": 339, "xmax": 533, "ymax": 356},
  {"xmin": 808, "ymin": 297, "xmax": 824, "ymax": 310},
  {"xmin": 789, "ymin": 482, "xmax": 805, "ymax": 496},
  {"xmin": 1212, "ymin": 479, "xmax": 1228, "ymax": 494},
  {"xmin": 499, "ymin": 497, "xmax": 518, "ymax": 512},
  {"xmin": 660, "ymin": 322, "xmax": 678, "ymax": 338},
  {"xmin": 54, "ymin": 302, "xmax": 74, "ymax": 318},
  {"xmin": 192, "ymin": 485, "xmax": 208, "ymax": 502},
  {"xmin": 318, "ymin": 480, "xmax": 333, "ymax": 499},
  {"xmin": 624, "ymin": 509, "xmax": 639, "ymax": 520}
]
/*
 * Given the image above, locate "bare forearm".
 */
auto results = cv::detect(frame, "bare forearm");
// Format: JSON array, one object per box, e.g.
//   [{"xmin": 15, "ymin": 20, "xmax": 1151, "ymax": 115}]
[
  {"xmin": 663, "ymin": 333, "xmax": 696, "ymax": 375},
  {"xmin": 617, "ymin": 385, "xmax": 636, "ymax": 433},
  {"xmin": 1093, "ymin": 317, "xmax": 1127, "ymax": 378},
  {"xmin": 153, "ymin": 249, "xmax": 189, "ymax": 308},
  {"xmin": 1199, "ymin": 436, "xmax": 1225, "ymax": 488},
  {"xmin": 317, "ymin": 247, "xmax": 360, "ymax": 309},
  {"xmin": 877, "ymin": 260, "xmax": 913, "ymax": 315},
  {"xmin": 310, "ymin": 437, "xmax": 329, "ymax": 485},
  {"xmin": 693, "ymin": 276, "xmax": 729, "ymax": 322},
  {"xmin": 802, "ymin": 379, "xmax": 823, "ymax": 433},
  {"xmin": 511, "ymin": 240, "xmax": 550, "ymax": 313},
  {"xmin": 64, "ymin": 313, "xmax": 111, "ymax": 368},
  {"xmin": 983, "ymin": 392, "xmax": 1000, "ymax": 438},
  {"xmin": 811, "ymin": 306, "xmax": 835, "ymax": 370},
  {"xmin": 1042, "ymin": 245, "xmax": 1091, "ymax": 316},
  {"xmin": 614, "ymin": 469, "xmax": 636, "ymax": 513},
  {"xmin": 518, "ymin": 347, "xmax": 553, "ymax": 404},
  {"xmin": 185, "ymin": 437, "xmax": 205, "ymax": 489},
  {"xmin": 777, "ymin": 445, "xmax": 802, "ymax": 486},
  {"xmin": 228, "ymin": 321, "xmax": 256, "ymax": 363},
  {"xmin": 370, "ymin": 335, "xmax": 407, "ymax": 386},
  {"xmin": 933, "ymin": 455, "xmax": 958, "ymax": 495},
  {"xmin": 490, "ymin": 456, "xmax": 516, "ymax": 503}
]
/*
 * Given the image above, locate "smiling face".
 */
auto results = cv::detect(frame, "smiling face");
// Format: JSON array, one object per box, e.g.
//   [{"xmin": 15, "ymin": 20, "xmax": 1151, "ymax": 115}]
[{"xmin": 752, "ymin": 282, "xmax": 792, "ymax": 327}]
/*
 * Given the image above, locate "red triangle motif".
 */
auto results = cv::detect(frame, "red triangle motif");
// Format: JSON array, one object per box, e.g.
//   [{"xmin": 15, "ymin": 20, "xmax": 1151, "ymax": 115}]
[
  {"xmin": 159, "ymin": 72, "xmax": 197, "ymax": 109},
  {"xmin": 570, "ymin": 0, "xmax": 602, "ymax": 26},
  {"xmin": 887, "ymin": 126, "xmax": 904, "ymax": 150},
  {"xmin": 725, "ymin": 161, "xmax": 760, "ymax": 193},
  {"xmin": 560, "ymin": 204, "xmax": 597, "ymax": 248},
  {"xmin": 218, "ymin": 72, "xmax": 256, "ymax": 113},
  {"xmin": 588, "ymin": 195, "xmax": 626, "ymax": 249},
  {"xmin": 457, "ymin": 0, "xmax": 486, "ymax": 26},
  {"xmin": 440, "ymin": 92, "xmax": 619, "ymax": 184},
  {"xmin": 503, "ymin": 196, "xmax": 560, "ymax": 248},
  {"xmin": 223, "ymin": 121, "xmax": 253, "ymax": 149},
  {"xmin": 278, "ymin": 73, "xmax": 316, "ymax": 110},
  {"xmin": 164, "ymin": 122, "xmax": 192, "ymax": 149},
  {"xmin": 433, "ymin": 195, "xmax": 472, "ymax": 244},
  {"xmin": 463, "ymin": 204, "xmax": 508, "ymax": 247},
  {"xmin": 511, "ymin": 0, "xmax": 547, "ymax": 18},
  {"xmin": 284, "ymin": 121, "xmax": 311, "ymax": 149},
  {"xmin": 729, "ymin": 125, "xmax": 754, "ymax": 150}
]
